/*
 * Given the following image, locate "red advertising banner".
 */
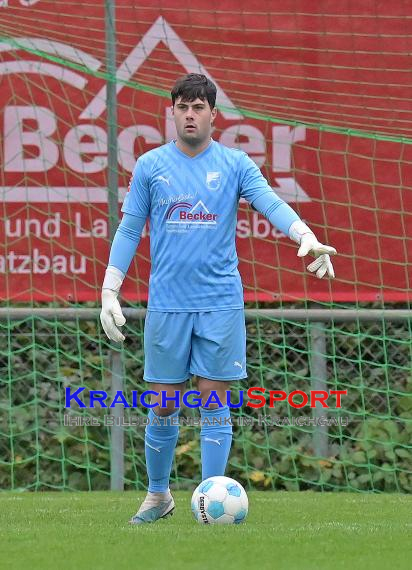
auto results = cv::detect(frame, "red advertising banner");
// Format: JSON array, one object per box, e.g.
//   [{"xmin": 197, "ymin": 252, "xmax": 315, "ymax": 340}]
[{"xmin": 0, "ymin": 1, "xmax": 411, "ymax": 302}]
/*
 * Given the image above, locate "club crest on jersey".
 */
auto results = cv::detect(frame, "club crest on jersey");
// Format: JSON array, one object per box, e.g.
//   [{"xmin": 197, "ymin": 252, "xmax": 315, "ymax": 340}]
[{"xmin": 206, "ymin": 171, "xmax": 221, "ymax": 191}]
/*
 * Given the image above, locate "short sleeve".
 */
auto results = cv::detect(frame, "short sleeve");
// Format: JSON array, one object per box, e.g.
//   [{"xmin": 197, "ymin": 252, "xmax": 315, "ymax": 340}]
[{"xmin": 121, "ymin": 156, "xmax": 151, "ymax": 218}]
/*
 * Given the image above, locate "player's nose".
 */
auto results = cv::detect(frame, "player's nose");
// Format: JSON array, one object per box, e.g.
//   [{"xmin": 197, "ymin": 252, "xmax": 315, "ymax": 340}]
[{"xmin": 185, "ymin": 107, "xmax": 194, "ymax": 120}]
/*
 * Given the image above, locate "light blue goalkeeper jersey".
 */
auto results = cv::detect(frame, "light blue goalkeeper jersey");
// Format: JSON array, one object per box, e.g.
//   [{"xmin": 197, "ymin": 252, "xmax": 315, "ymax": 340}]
[{"xmin": 116, "ymin": 140, "xmax": 300, "ymax": 311}]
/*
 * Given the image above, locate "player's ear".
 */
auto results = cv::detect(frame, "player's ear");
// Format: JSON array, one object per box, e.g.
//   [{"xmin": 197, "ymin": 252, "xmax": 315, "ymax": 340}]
[
  {"xmin": 211, "ymin": 107, "xmax": 217, "ymax": 124},
  {"xmin": 171, "ymin": 105, "xmax": 175, "ymax": 116}
]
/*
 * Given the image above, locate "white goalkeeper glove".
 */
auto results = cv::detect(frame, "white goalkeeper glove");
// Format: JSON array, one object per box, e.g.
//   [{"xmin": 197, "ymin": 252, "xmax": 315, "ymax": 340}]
[
  {"xmin": 289, "ymin": 220, "xmax": 337, "ymax": 279},
  {"xmin": 100, "ymin": 266, "xmax": 126, "ymax": 342}
]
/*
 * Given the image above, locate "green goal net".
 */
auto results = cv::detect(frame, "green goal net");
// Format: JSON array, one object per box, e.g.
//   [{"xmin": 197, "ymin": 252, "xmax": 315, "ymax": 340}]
[{"xmin": 0, "ymin": 1, "xmax": 411, "ymax": 492}]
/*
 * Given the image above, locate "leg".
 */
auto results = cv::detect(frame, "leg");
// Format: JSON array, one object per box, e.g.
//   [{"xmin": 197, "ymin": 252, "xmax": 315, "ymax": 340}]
[
  {"xmin": 198, "ymin": 377, "xmax": 233, "ymax": 480},
  {"xmin": 190, "ymin": 309, "xmax": 247, "ymax": 481},
  {"xmin": 145, "ymin": 382, "xmax": 186, "ymax": 492},
  {"xmin": 130, "ymin": 311, "xmax": 192, "ymax": 524},
  {"xmin": 129, "ymin": 383, "xmax": 185, "ymax": 524}
]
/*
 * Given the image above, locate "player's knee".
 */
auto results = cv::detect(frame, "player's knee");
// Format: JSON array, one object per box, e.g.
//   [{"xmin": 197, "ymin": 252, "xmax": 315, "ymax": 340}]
[
  {"xmin": 155, "ymin": 400, "xmax": 179, "ymax": 416},
  {"xmin": 149, "ymin": 383, "xmax": 184, "ymax": 416},
  {"xmin": 200, "ymin": 396, "xmax": 220, "ymax": 410},
  {"xmin": 198, "ymin": 378, "xmax": 231, "ymax": 409}
]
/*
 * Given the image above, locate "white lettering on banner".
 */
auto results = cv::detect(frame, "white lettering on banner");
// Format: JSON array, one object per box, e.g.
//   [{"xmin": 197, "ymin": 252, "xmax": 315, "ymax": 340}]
[
  {"xmin": 5, "ymin": 212, "xmax": 108, "ymax": 238},
  {"xmin": 74, "ymin": 212, "xmax": 108, "ymax": 238},
  {"xmin": 271, "ymin": 177, "xmax": 311, "ymax": 203},
  {"xmin": 2, "ymin": 106, "xmax": 310, "ymax": 199},
  {"xmin": 5, "ymin": 214, "xmax": 61, "ymax": 238},
  {"xmin": 0, "ymin": 249, "xmax": 86, "ymax": 274},
  {"xmin": 272, "ymin": 126, "xmax": 306, "ymax": 172},
  {"xmin": 118, "ymin": 125, "xmax": 163, "ymax": 171},
  {"xmin": 0, "ymin": 17, "xmax": 310, "ymax": 202},
  {"xmin": 64, "ymin": 125, "xmax": 107, "ymax": 173},
  {"xmin": 0, "ymin": 1, "xmax": 42, "ymax": 6},
  {"xmin": 4, "ymin": 106, "xmax": 58, "ymax": 172},
  {"xmin": 2, "ymin": 210, "xmax": 285, "ymax": 241},
  {"xmin": 219, "ymin": 125, "xmax": 266, "ymax": 168}
]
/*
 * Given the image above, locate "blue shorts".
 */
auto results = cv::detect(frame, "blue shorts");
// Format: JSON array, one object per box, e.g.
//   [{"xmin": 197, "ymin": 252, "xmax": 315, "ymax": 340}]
[{"xmin": 143, "ymin": 309, "xmax": 247, "ymax": 384}]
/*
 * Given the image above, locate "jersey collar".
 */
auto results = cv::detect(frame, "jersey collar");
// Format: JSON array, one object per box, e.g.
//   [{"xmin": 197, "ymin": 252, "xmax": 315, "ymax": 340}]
[{"xmin": 171, "ymin": 139, "xmax": 214, "ymax": 160}]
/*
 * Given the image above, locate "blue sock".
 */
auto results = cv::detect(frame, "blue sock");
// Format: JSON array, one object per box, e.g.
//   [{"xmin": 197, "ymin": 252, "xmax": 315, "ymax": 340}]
[
  {"xmin": 145, "ymin": 408, "xmax": 179, "ymax": 493},
  {"xmin": 200, "ymin": 405, "xmax": 233, "ymax": 480}
]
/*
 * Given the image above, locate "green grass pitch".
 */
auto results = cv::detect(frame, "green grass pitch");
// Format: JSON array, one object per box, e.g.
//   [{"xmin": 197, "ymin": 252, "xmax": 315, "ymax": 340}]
[{"xmin": 1, "ymin": 491, "xmax": 411, "ymax": 570}]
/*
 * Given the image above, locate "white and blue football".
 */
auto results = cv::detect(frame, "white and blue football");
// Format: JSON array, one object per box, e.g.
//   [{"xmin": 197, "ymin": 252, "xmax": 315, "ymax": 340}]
[{"xmin": 191, "ymin": 476, "xmax": 249, "ymax": 525}]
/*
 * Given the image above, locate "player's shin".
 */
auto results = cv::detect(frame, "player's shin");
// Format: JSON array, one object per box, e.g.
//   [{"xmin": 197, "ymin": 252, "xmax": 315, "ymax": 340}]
[
  {"xmin": 200, "ymin": 405, "xmax": 233, "ymax": 480},
  {"xmin": 145, "ymin": 408, "xmax": 180, "ymax": 492}
]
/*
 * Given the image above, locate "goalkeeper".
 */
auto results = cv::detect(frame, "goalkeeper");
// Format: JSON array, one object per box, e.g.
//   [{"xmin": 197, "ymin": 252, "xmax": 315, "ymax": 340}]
[{"xmin": 100, "ymin": 73, "xmax": 336, "ymax": 524}]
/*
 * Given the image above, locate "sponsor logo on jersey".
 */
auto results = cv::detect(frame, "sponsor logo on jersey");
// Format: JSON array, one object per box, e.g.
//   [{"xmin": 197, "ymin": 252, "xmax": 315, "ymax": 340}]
[
  {"xmin": 165, "ymin": 200, "xmax": 218, "ymax": 231},
  {"xmin": 158, "ymin": 193, "xmax": 195, "ymax": 207}
]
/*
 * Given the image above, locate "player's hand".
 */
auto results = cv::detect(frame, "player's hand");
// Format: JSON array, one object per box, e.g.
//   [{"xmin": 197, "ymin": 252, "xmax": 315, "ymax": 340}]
[
  {"xmin": 297, "ymin": 233, "xmax": 337, "ymax": 279},
  {"xmin": 100, "ymin": 289, "xmax": 126, "ymax": 342}
]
